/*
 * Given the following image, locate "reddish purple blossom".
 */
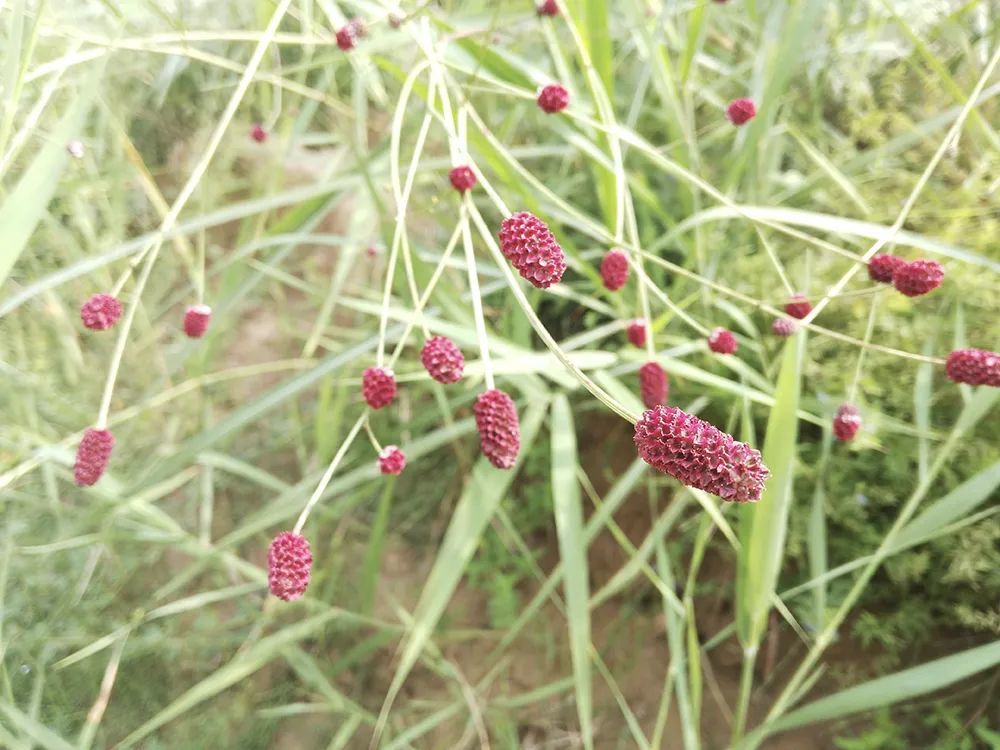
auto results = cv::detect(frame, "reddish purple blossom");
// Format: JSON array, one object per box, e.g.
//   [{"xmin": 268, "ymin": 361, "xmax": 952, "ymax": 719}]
[
  {"xmin": 336, "ymin": 18, "xmax": 366, "ymax": 50},
  {"xmin": 868, "ymin": 254, "xmax": 905, "ymax": 284},
  {"xmin": 362, "ymin": 367, "xmax": 396, "ymax": 409},
  {"xmin": 627, "ymin": 320, "xmax": 647, "ymax": 348},
  {"xmin": 634, "ymin": 405, "xmax": 769, "ymax": 502},
  {"xmin": 267, "ymin": 532, "xmax": 312, "ymax": 601},
  {"xmin": 945, "ymin": 348, "xmax": 1000, "ymax": 387},
  {"xmin": 538, "ymin": 0, "xmax": 559, "ymax": 15},
  {"xmin": 183, "ymin": 304, "xmax": 212, "ymax": 338},
  {"xmin": 474, "ymin": 389, "xmax": 521, "ymax": 469},
  {"xmin": 832, "ymin": 403, "xmax": 862, "ymax": 441},
  {"xmin": 74, "ymin": 428, "xmax": 114, "ymax": 486},
  {"xmin": 892, "ymin": 259, "xmax": 944, "ymax": 297},
  {"xmin": 784, "ymin": 295, "xmax": 812, "ymax": 320},
  {"xmin": 771, "ymin": 318, "xmax": 797, "ymax": 337},
  {"xmin": 639, "ymin": 361, "xmax": 669, "ymax": 408},
  {"xmin": 708, "ymin": 327, "xmax": 738, "ymax": 354},
  {"xmin": 250, "ymin": 123, "xmax": 268, "ymax": 143},
  {"xmin": 80, "ymin": 293, "xmax": 123, "ymax": 331},
  {"xmin": 378, "ymin": 446, "xmax": 407, "ymax": 475},
  {"xmin": 421, "ymin": 336, "xmax": 465, "ymax": 384},
  {"xmin": 498, "ymin": 212, "xmax": 567, "ymax": 289},
  {"xmin": 449, "ymin": 165, "xmax": 477, "ymax": 192},
  {"xmin": 727, "ymin": 98, "xmax": 757, "ymax": 126},
  {"xmin": 600, "ymin": 249, "xmax": 629, "ymax": 291},
  {"xmin": 537, "ymin": 84, "xmax": 569, "ymax": 114}
]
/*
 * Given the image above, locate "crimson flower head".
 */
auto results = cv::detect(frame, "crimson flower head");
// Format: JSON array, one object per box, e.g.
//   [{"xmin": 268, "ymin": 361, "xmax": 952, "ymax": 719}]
[
  {"xmin": 868, "ymin": 254, "xmax": 904, "ymax": 284},
  {"xmin": 378, "ymin": 446, "xmax": 407, "ymax": 475},
  {"xmin": 784, "ymin": 294, "xmax": 812, "ymax": 320},
  {"xmin": 537, "ymin": 84, "xmax": 569, "ymax": 114},
  {"xmin": 250, "ymin": 123, "xmax": 267, "ymax": 143},
  {"xmin": 727, "ymin": 98, "xmax": 757, "ymax": 126},
  {"xmin": 538, "ymin": 0, "xmax": 559, "ymax": 15},
  {"xmin": 421, "ymin": 336, "xmax": 465, "ymax": 384},
  {"xmin": 600, "ymin": 249, "xmax": 629, "ymax": 291},
  {"xmin": 708, "ymin": 327, "xmax": 738, "ymax": 354},
  {"xmin": 639, "ymin": 361, "xmax": 668, "ymax": 408},
  {"xmin": 627, "ymin": 319, "xmax": 647, "ymax": 348},
  {"xmin": 474, "ymin": 389, "xmax": 521, "ymax": 469},
  {"xmin": 74, "ymin": 428, "xmax": 114, "ymax": 486},
  {"xmin": 832, "ymin": 403, "xmax": 862, "ymax": 441},
  {"xmin": 498, "ymin": 212, "xmax": 567, "ymax": 288},
  {"xmin": 634, "ymin": 405, "xmax": 769, "ymax": 502},
  {"xmin": 892, "ymin": 259, "xmax": 944, "ymax": 297},
  {"xmin": 772, "ymin": 318, "xmax": 796, "ymax": 337},
  {"xmin": 449, "ymin": 165, "xmax": 477, "ymax": 192},
  {"xmin": 80, "ymin": 293, "xmax": 123, "ymax": 331},
  {"xmin": 945, "ymin": 348, "xmax": 1000, "ymax": 387},
  {"xmin": 183, "ymin": 304, "xmax": 212, "ymax": 338},
  {"xmin": 362, "ymin": 367, "xmax": 397, "ymax": 409},
  {"xmin": 336, "ymin": 18, "xmax": 366, "ymax": 50},
  {"xmin": 267, "ymin": 532, "xmax": 312, "ymax": 601}
]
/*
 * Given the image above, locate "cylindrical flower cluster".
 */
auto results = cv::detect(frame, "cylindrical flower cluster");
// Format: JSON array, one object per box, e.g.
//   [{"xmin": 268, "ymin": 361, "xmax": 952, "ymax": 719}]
[
  {"xmin": 449, "ymin": 166, "xmax": 477, "ymax": 193},
  {"xmin": 474, "ymin": 389, "xmax": 521, "ymax": 469},
  {"xmin": 600, "ymin": 249, "xmax": 629, "ymax": 291},
  {"xmin": 868, "ymin": 254, "xmax": 904, "ymax": 284},
  {"xmin": 627, "ymin": 320, "xmax": 647, "ymax": 348},
  {"xmin": 634, "ymin": 405, "xmax": 770, "ymax": 502},
  {"xmin": 892, "ymin": 259, "xmax": 944, "ymax": 297},
  {"xmin": 74, "ymin": 428, "xmax": 115, "ymax": 486},
  {"xmin": 267, "ymin": 532, "xmax": 312, "ymax": 601},
  {"xmin": 498, "ymin": 212, "xmax": 567, "ymax": 289},
  {"xmin": 537, "ymin": 0, "xmax": 559, "ymax": 15},
  {"xmin": 336, "ymin": 18, "xmax": 366, "ymax": 50},
  {"xmin": 771, "ymin": 318, "xmax": 796, "ymax": 337},
  {"xmin": 80, "ymin": 293, "xmax": 123, "ymax": 331},
  {"xmin": 784, "ymin": 295, "xmax": 812, "ymax": 320},
  {"xmin": 832, "ymin": 403, "xmax": 862, "ymax": 441},
  {"xmin": 537, "ymin": 84, "xmax": 569, "ymax": 114},
  {"xmin": 183, "ymin": 304, "xmax": 212, "ymax": 338},
  {"xmin": 421, "ymin": 336, "xmax": 465, "ymax": 384},
  {"xmin": 639, "ymin": 361, "xmax": 668, "ymax": 408},
  {"xmin": 362, "ymin": 367, "xmax": 397, "ymax": 409},
  {"xmin": 378, "ymin": 446, "xmax": 407, "ymax": 475},
  {"xmin": 726, "ymin": 98, "xmax": 756, "ymax": 125},
  {"xmin": 945, "ymin": 348, "xmax": 1000, "ymax": 387},
  {"xmin": 708, "ymin": 327, "xmax": 738, "ymax": 354}
]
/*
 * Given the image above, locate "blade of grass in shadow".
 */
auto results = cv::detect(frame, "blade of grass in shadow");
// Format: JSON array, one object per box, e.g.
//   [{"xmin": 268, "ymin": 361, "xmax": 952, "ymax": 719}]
[
  {"xmin": 551, "ymin": 394, "xmax": 594, "ymax": 750},
  {"xmin": 370, "ymin": 400, "xmax": 547, "ymax": 746}
]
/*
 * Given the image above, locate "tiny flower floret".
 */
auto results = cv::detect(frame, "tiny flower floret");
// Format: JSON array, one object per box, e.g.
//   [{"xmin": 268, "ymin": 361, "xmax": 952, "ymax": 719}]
[
  {"xmin": 639, "ymin": 361, "xmax": 669, "ymax": 408},
  {"xmin": 378, "ymin": 446, "xmax": 407, "ymax": 475},
  {"xmin": 833, "ymin": 403, "xmax": 862, "ymax": 441},
  {"xmin": 600, "ymin": 249, "xmax": 629, "ymax": 291}
]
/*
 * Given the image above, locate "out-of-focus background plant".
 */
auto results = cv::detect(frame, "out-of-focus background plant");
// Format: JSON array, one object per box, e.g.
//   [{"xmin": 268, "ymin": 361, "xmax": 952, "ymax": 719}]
[{"xmin": 1, "ymin": 1, "xmax": 998, "ymax": 748}]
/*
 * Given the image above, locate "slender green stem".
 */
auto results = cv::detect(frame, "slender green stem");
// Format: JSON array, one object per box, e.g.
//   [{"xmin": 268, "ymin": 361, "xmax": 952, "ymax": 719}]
[
  {"xmin": 459, "ymin": 201, "xmax": 495, "ymax": 391},
  {"xmin": 730, "ymin": 647, "xmax": 757, "ymax": 745},
  {"xmin": 293, "ymin": 414, "xmax": 366, "ymax": 535},
  {"xmin": 848, "ymin": 293, "xmax": 881, "ymax": 403}
]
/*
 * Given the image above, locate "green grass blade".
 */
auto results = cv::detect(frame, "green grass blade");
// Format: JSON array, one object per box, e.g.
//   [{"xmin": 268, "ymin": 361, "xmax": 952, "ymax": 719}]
[
  {"xmin": 736, "ymin": 331, "xmax": 805, "ymax": 647},
  {"xmin": 551, "ymin": 394, "xmax": 593, "ymax": 749},
  {"xmin": 0, "ymin": 701, "xmax": 75, "ymax": 750},
  {"xmin": 765, "ymin": 640, "xmax": 1000, "ymax": 734},
  {"xmin": 372, "ymin": 400, "xmax": 547, "ymax": 741}
]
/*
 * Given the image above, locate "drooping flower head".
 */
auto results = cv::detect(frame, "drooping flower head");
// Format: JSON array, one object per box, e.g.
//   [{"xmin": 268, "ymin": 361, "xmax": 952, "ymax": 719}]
[
  {"xmin": 183, "ymin": 304, "xmax": 212, "ymax": 338},
  {"xmin": 726, "ymin": 98, "xmax": 756, "ymax": 126},
  {"xmin": 378, "ymin": 446, "xmax": 407, "ymax": 475},
  {"xmin": 80, "ymin": 293, "xmax": 123, "ymax": 331},
  {"xmin": 945, "ymin": 348, "xmax": 1000, "ymax": 387},
  {"xmin": 537, "ymin": 84, "xmax": 570, "ymax": 114},
  {"xmin": 639, "ymin": 361, "xmax": 669, "ymax": 408},
  {"xmin": 74, "ymin": 428, "xmax": 114, "ymax": 486},
  {"xmin": 627, "ymin": 320, "xmax": 647, "ymax": 348},
  {"xmin": 474, "ymin": 389, "xmax": 521, "ymax": 469},
  {"xmin": 784, "ymin": 294, "xmax": 812, "ymax": 320},
  {"xmin": 421, "ymin": 336, "xmax": 465, "ymax": 384},
  {"xmin": 771, "ymin": 318, "xmax": 796, "ymax": 337},
  {"xmin": 868, "ymin": 254, "xmax": 905, "ymax": 284},
  {"xmin": 892, "ymin": 259, "xmax": 944, "ymax": 297},
  {"xmin": 634, "ymin": 406, "xmax": 769, "ymax": 502},
  {"xmin": 708, "ymin": 327, "xmax": 738, "ymax": 354},
  {"xmin": 267, "ymin": 532, "xmax": 312, "ymax": 601},
  {"xmin": 449, "ymin": 165, "xmax": 477, "ymax": 192},
  {"xmin": 832, "ymin": 403, "xmax": 862, "ymax": 441},
  {"xmin": 362, "ymin": 367, "xmax": 397, "ymax": 409},
  {"xmin": 336, "ymin": 18, "xmax": 366, "ymax": 50},
  {"xmin": 600, "ymin": 249, "xmax": 629, "ymax": 291},
  {"xmin": 498, "ymin": 212, "xmax": 567, "ymax": 288}
]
